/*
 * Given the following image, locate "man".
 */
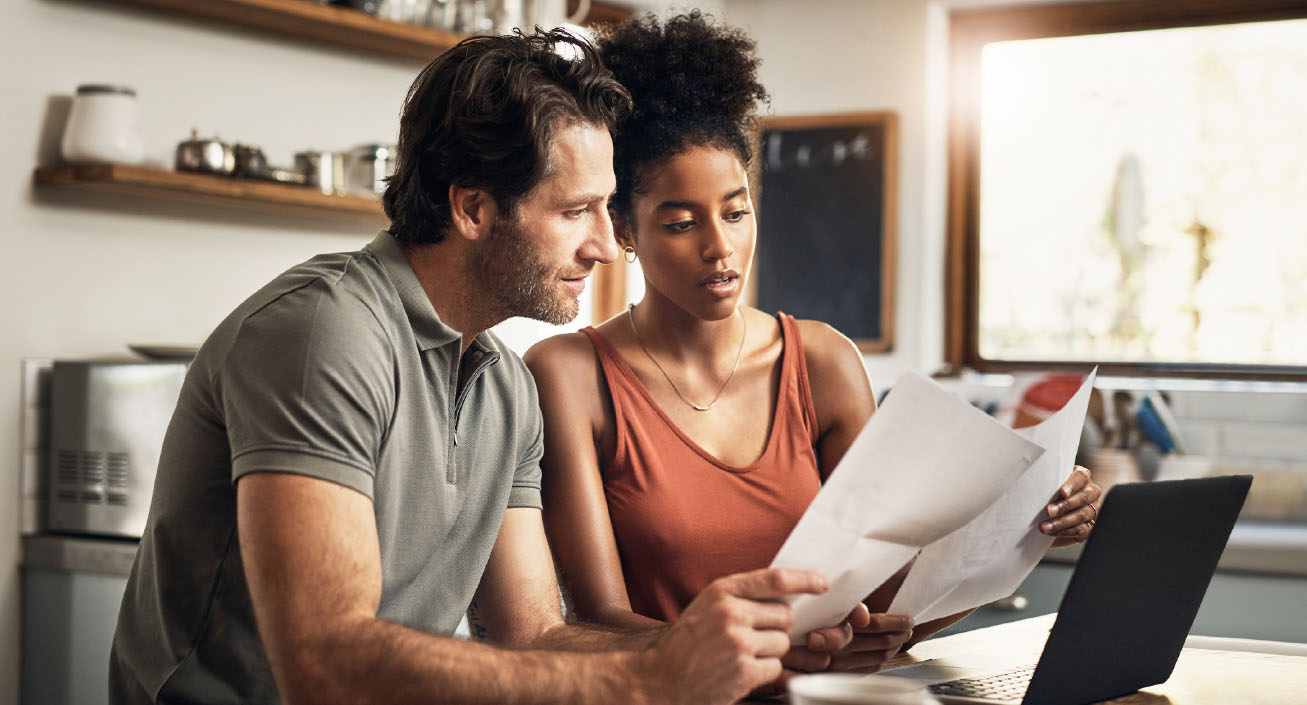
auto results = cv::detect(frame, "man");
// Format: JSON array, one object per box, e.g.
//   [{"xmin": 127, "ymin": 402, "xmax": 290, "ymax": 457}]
[{"xmin": 110, "ymin": 30, "xmax": 847, "ymax": 705}]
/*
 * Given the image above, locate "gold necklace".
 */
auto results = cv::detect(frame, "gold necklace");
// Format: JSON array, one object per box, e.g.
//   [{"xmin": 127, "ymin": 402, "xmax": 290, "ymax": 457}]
[{"xmin": 627, "ymin": 304, "xmax": 747, "ymax": 412}]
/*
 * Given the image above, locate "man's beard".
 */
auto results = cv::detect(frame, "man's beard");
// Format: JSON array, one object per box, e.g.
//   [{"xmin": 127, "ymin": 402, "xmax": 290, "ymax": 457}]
[{"xmin": 469, "ymin": 212, "xmax": 580, "ymax": 326}]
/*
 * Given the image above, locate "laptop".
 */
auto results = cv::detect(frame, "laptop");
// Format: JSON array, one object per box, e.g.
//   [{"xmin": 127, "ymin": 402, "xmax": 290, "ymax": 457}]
[{"xmin": 883, "ymin": 475, "xmax": 1252, "ymax": 705}]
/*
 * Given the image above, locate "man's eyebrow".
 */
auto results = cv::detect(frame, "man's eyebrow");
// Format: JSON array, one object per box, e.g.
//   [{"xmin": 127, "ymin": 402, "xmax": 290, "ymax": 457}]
[
  {"xmin": 561, "ymin": 191, "xmax": 613, "ymax": 207},
  {"xmin": 655, "ymin": 187, "xmax": 748, "ymax": 211}
]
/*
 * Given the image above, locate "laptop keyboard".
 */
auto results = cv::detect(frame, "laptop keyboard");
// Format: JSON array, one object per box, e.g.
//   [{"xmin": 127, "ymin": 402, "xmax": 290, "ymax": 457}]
[{"xmin": 928, "ymin": 664, "xmax": 1036, "ymax": 702}]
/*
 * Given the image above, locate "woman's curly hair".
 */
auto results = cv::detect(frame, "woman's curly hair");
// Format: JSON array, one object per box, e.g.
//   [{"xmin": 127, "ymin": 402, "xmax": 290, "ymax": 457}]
[{"xmin": 597, "ymin": 11, "xmax": 769, "ymax": 221}]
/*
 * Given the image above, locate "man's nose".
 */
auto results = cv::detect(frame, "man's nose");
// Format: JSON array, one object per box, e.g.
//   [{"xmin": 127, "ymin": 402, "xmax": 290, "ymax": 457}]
[{"xmin": 582, "ymin": 207, "xmax": 620, "ymax": 265}]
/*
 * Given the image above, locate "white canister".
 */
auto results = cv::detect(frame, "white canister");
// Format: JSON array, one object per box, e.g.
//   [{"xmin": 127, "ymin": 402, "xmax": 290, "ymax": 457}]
[
  {"xmin": 60, "ymin": 84, "xmax": 146, "ymax": 165},
  {"xmin": 521, "ymin": 0, "xmax": 589, "ymax": 31}
]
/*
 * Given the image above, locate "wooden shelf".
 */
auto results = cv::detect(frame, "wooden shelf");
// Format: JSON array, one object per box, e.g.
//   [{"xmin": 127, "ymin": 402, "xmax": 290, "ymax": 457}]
[
  {"xmin": 90, "ymin": 0, "xmax": 464, "ymax": 61},
  {"xmin": 34, "ymin": 164, "xmax": 386, "ymax": 223},
  {"xmin": 84, "ymin": 0, "xmax": 633, "ymax": 63}
]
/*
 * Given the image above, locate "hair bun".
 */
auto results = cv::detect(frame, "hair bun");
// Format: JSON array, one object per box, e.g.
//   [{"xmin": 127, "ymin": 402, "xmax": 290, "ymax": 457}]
[{"xmin": 598, "ymin": 11, "xmax": 768, "ymax": 216}]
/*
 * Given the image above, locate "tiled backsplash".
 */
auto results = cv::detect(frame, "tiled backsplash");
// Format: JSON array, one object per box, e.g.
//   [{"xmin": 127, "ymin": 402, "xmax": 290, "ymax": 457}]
[
  {"xmin": 19, "ymin": 361, "xmax": 1307, "ymax": 532},
  {"xmin": 940, "ymin": 373, "xmax": 1307, "ymax": 525}
]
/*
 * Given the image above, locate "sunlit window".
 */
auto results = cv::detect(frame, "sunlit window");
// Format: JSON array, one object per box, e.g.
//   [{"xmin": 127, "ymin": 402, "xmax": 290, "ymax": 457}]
[{"xmin": 967, "ymin": 17, "xmax": 1307, "ymax": 372}]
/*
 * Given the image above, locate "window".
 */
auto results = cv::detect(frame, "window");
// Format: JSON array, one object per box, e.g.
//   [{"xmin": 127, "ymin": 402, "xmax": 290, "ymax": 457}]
[{"xmin": 946, "ymin": 0, "xmax": 1307, "ymax": 379}]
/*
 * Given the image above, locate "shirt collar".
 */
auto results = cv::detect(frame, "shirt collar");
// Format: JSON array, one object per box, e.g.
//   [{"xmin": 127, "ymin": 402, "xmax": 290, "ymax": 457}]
[{"xmin": 364, "ymin": 230, "xmax": 460, "ymax": 351}]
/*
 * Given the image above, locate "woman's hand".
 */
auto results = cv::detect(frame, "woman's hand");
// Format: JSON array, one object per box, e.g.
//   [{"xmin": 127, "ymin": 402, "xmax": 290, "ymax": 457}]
[
  {"xmin": 1041, "ymin": 465, "xmax": 1102, "ymax": 548},
  {"xmin": 791, "ymin": 602, "xmax": 914, "ymax": 674}
]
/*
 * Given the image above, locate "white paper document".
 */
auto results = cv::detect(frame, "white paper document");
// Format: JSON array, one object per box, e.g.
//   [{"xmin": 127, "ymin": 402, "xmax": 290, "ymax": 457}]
[
  {"xmin": 769, "ymin": 371, "xmax": 1045, "ymax": 641},
  {"xmin": 888, "ymin": 369, "xmax": 1098, "ymax": 623}
]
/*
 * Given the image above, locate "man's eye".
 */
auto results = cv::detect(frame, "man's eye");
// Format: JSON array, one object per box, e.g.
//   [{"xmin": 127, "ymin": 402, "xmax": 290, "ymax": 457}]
[
  {"xmin": 724, "ymin": 210, "xmax": 751, "ymax": 222},
  {"xmin": 564, "ymin": 208, "xmax": 587, "ymax": 219}
]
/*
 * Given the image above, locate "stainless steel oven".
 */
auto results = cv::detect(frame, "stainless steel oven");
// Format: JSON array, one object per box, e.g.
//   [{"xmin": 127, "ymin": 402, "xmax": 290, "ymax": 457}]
[{"xmin": 46, "ymin": 359, "xmax": 187, "ymax": 538}]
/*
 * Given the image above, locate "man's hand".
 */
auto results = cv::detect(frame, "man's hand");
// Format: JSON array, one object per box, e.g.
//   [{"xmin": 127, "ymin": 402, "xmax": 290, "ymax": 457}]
[{"xmin": 636, "ymin": 568, "xmax": 829, "ymax": 705}]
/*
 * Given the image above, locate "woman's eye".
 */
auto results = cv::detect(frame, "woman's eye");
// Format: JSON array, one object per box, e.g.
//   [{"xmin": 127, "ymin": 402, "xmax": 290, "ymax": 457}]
[
  {"xmin": 724, "ymin": 210, "xmax": 751, "ymax": 222},
  {"xmin": 664, "ymin": 221, "xmax": 695, "ymax": 233}
]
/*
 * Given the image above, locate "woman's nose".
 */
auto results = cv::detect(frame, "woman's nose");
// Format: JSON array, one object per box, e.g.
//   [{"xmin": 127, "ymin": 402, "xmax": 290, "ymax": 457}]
[{"xmin": 701, "ymin": 221, "xmax": 734, "ymax": 260}]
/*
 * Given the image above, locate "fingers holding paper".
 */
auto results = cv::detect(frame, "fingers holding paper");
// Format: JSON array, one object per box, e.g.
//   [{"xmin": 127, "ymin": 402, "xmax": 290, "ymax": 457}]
[
  {"xmin": 776, "ymin": 617, "xmax": 857, "ymax": 675},
  {"xmin": 776, "ymin": 602, "xmax": 912, "ymax": 677},
  {"xmin": 1041, "ymin": 465, "xmax": 1102, "ymax": 547},
  {"xmin": 646, "ymin": 567, "xmax": 828, "ymax": 703},
  {"xmin": 821, "ymin": 611, "xmax": 915, "ymax": 673}
]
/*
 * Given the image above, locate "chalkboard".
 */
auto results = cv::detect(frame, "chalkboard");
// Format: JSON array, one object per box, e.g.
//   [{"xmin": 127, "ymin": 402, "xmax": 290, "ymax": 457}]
[{"xmin": 755, "ymin": 113, "xmax": 896, "ymax": 352}]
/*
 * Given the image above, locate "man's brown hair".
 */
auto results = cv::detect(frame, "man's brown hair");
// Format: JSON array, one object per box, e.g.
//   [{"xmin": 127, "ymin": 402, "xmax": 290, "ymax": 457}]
[{"xmin": 383, "ymin": 29, "xmax": 631, "ymax": 244}]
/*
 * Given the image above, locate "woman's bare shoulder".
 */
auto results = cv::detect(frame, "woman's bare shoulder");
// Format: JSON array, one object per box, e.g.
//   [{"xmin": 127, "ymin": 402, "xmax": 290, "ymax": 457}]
[
  {"xmin": 524, "ymin": 331, "xmax": 600, "ymax": 383},
  {"xmin": 793, "ymin": 319, "xmax": 866, "ymax": 380}
]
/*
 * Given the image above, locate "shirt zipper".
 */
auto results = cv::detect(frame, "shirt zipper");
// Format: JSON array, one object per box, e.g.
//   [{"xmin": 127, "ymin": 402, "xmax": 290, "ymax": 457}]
[{"xmin": 445, "ymin": 346, "xmax": 500, "ymax": 483}]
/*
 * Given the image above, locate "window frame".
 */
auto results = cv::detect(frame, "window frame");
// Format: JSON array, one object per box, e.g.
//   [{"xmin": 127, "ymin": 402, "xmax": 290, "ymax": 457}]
[{"xmin": 944, "ymin": 0, "xmax": 1307, "ymax": 381}]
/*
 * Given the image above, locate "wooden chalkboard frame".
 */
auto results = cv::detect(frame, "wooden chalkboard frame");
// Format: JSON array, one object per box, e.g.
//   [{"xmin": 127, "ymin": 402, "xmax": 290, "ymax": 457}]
[{"xmin": 755, "ymin": 112, "xmax": 898, "ymax": 353}]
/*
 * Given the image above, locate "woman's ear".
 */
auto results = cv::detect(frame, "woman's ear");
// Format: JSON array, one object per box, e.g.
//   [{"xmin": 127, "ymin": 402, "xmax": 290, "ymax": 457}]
[
  {"xmin": 612, "ymin": 211, "xmax": 636, "ymax": 251},
  {"xmin": 448, "ymin": 184, "xmax": 495, "ymax": 242}
]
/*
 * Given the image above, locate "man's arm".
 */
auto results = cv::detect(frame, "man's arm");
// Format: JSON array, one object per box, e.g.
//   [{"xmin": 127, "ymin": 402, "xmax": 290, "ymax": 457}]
[
  {"xmin": 238, "ymin": 472, "xmax": 827, "ymax": 705},
  {"xmin": 467, "ymin": 506, "xmax": 660, "ymax": 651}
]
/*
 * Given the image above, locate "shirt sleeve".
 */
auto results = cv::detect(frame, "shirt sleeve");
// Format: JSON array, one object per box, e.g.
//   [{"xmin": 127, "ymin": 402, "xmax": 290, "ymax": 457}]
[
  {"xmin": 218, "ymin": 282, "xmax": 395, "ymax": 499},
  {"xmin": 508, "ymin": 373, "xmax": 544, "ymax": 510}
]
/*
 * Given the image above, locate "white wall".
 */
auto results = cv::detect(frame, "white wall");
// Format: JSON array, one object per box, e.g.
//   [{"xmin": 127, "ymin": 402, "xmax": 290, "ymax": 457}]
[
  {"xmin": 1, "ymin": 3, "xmax": 426, "ymax": 702},
  {"xmin": 721, "ymin": 0, "xmax": 945, "ymax": 392}
]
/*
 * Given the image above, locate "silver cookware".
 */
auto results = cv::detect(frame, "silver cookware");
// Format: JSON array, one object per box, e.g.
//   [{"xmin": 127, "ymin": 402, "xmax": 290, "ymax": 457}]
[
  {"xmin": 175, "ymin": 130, "xmax": 235, "ymax": 175},
  {"xmin": 232, "ymin": 143, "xmax": 269, "ymax": 179},
  {"xmin": 294, "ymin": 150, "xmax": 344, "ymax": 195},
  {"xmin": 342, "ymin": 144, "xmax": 396, "ymax": 197}
]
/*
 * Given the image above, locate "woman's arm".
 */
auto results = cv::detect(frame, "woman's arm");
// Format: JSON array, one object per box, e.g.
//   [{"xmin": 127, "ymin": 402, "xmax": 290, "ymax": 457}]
[
  {"xmin": 799, "ymin": 320, "xmax": 878, "ymax": 475},
  {"xmin": 798, "ymin": 320, "xmax": 918, "ymax": 671},
  {"xmin": 524, "ymin": 333, "xmax": 661, "ymax": 631}
]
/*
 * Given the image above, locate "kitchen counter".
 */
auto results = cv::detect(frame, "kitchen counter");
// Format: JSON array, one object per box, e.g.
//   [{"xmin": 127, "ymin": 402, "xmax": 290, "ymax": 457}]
[
  {"xmin": 21, "ymin": 534, "xmax": 139, "ymax": 576},
  {"xmin": 1043, "ymin": 521, "xmax": 1307, "ymax": 577},
  {"xmin": 21, "ymin": 519, "xmax": 1307, "ymax": 579}
]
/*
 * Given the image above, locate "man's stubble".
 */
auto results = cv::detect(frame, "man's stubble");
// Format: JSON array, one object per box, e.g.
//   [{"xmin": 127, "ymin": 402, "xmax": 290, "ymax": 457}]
[{"xmin": 469, "ymin": 212, "xmax": 579, "ymax": 326}]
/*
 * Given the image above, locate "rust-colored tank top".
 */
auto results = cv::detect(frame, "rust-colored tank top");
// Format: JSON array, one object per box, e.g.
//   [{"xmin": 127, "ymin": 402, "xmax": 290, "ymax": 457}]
[{"xmin": 580, "ymin": 314, "xmax": 822, "ymax": 622}]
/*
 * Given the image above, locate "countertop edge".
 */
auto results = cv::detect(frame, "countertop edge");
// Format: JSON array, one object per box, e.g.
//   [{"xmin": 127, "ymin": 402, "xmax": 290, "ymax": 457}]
[
  {"xmin": 22, "ymin": 534, "xmax": 139, "ymax": 577},
  {"xmin": 1041, "ymin": 522, "xmax": 1307, "ymax": 577}
]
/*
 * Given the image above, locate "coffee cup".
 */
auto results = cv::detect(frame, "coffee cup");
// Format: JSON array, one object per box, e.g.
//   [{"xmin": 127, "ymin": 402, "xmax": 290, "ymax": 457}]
[{"xmin": 788, "ymin": 674, "xmax": 939, "ymax": 705}]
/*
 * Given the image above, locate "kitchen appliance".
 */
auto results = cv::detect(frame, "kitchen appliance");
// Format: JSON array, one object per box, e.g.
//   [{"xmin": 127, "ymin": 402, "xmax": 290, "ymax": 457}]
[
  {"xmin": 342, "ymin": 143, "xmax": 396, "ymax": 196},
  {"xmin": 46, "ymin": 359, "xmax": 188, "ymax": 538},
  {"xmin": 60, "ymin": 84, "xmax": 146, "ymax": 165},
  {"xmin": 175, "ymin": 129, "xmax": 235, "ymax": 174}
]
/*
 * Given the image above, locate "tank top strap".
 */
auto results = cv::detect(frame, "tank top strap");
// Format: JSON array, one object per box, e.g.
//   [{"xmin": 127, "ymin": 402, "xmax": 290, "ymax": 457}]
[
  {"xmin": 579, "ymin": 326, "xmax": 637, "ymax": 467},
  {"xmin": 776, "ymin": 313, "xmax": 821, "ymax": 447}
]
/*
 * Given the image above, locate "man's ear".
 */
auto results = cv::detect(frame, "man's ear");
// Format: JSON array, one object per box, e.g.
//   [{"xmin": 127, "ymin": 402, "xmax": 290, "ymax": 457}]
[{"xmin": 448, "ymin": 184, "xmax": 496, "ymax": 242}]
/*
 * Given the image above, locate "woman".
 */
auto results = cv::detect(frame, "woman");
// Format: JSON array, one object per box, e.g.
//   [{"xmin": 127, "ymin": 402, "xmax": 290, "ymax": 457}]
[{"xmin": 524, "ymin": 12, "xmax": 1101, "ymax": 675}]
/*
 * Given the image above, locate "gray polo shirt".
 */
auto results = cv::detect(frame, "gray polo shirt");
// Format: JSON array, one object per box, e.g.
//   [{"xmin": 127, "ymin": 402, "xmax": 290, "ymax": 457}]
[{"xmin": 110, "ymin": 231, "xmax": 543, "ymax": 704}]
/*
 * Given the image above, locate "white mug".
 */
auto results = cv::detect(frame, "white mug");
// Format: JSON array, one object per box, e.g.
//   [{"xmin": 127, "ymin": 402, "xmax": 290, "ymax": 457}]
[
  {"xmin": 60, "ymin": 84, "xmax": 146, "ymax": 165},
  {"xmin": 788, "ymin": 674, "xmax": 940, "ymax": 705}
]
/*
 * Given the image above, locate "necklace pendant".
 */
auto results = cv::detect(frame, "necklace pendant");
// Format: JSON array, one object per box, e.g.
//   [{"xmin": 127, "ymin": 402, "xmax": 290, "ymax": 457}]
[{"xmin": 691, "ymin": 403, "xmax": 714, "ymax": 412}]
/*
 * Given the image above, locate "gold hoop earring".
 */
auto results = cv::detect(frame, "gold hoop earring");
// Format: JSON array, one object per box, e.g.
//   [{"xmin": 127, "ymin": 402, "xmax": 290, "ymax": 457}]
[{"xmin": 623, "ymin": 246, "xmax": 637, "ymax": 264}]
